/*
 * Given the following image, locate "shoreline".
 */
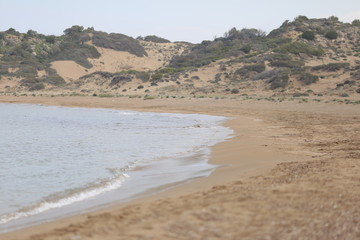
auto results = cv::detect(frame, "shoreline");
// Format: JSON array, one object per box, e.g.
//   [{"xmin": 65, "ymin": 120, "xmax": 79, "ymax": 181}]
[
  {"xmin": 1, "ymin": 96, "xmax": 359, "ymax": 239},
  {"xmin": 0, "ymin": 104, "xmax": 231, "ymax": 233}
]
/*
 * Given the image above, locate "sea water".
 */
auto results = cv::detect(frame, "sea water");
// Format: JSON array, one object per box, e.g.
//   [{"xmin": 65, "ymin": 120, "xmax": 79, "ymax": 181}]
[{"xmin": 0, "ymin": 103, "xmax": 232, "ymax": 232}]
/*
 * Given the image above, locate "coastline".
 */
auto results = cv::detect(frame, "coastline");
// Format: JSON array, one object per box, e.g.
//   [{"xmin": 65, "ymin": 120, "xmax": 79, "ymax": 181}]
[{"xmin": 1, "ymin": 96, "xmax": 359, "ymax": 239}]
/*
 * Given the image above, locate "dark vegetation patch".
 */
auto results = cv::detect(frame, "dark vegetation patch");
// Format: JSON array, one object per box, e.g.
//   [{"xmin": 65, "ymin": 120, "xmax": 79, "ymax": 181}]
[
  {"xmin": 311, "ymin": 62, "xmax": 350, "ymax": 72},
  {"xmin": 137, "ymin": 35, "xmax": 171, "ymax": 43},
  {"xmin": 169, "ymin": 28, "xmax": 266, "ymax": 68},
  {"xmin": 301, "ymin": 31, "xmax": 315, "ymax": 40},
  {"xmin": 274, "ymin": 42, "xmax": 324, "ymax": 56},
  {"xmin": 268, "ymin": 69, "xmax": 290, "ymax": 89},
  {"xmin": 299, "ymin": 72, "xmax": 319, "ymax": 85},
  {"xmin": 92, "ymin": 31, "xmax": 147, "ymax": 57}
]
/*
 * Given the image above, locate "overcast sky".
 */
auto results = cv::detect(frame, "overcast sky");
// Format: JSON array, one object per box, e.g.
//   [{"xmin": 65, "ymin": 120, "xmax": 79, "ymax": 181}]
[{"xmin": 1, "ymin": 0, "xmax": 359, "ymax": 43}]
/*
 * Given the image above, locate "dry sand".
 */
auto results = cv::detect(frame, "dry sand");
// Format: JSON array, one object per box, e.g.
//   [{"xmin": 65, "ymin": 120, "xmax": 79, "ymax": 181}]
[{"xmin": 0, "ymin": 96, "xmax": 359, "ymax": 240}]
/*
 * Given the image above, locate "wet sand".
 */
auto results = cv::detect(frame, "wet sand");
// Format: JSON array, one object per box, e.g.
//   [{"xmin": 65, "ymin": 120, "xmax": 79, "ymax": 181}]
[{"xmin": 1, "ymin": 96, "xmax": 359, "ymax": 240}]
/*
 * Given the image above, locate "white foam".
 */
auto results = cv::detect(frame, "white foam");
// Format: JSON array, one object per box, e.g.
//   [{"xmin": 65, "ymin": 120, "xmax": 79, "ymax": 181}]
[{"xmin": 0, "ymin": 173, "xmax": 129, "ymax": 225}]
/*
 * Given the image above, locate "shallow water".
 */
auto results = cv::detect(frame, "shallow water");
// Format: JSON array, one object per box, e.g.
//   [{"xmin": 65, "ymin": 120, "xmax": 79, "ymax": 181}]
[{"xmin": 0, "ymin": 103, "xmax": 232, "ymax": 232}]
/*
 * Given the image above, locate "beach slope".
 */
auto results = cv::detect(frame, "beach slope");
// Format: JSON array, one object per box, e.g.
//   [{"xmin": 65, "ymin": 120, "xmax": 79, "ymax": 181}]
[{"xmin": 1, "ymin": 96, "xmax": 359, "ymax": 240}]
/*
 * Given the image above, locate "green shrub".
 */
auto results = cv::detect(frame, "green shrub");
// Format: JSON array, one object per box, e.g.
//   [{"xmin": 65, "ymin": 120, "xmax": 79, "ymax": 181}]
[
  {"xmin": 269, "ymin": 60, "xmax": 304, "ymax": 69},
  {"xmin": 0, "ymin": 65, "xmax": 9, "ymax": 74},
  {"xmin": 268, "ymin": 69, "xmax": 290, "ymax": 89},
  {"xmin": 109, "ymin": 75, "xmax": 131, "ymax": 86},
  {"xmin": 231, "ymin": 89, "xmax": 239, "ymax": 94},
  {"xmin": 241, "ymin": 44, "xmax": 251, "ymax": 54},
  {"xmin": 311, "ymin": 62, "xmax": 349, "ymax": 71},
  {"xmin": 352, "ymin": 19, "xmax": 360, "ymax": 26},
  {"xmin": 15, "ymin": 65, "xmax": 38, "ymax": 77},
  {"xmin": 325, "ymin": 30, "xmax": 338, "ymax": 40},
  {"xmin": 51, "ymin": 42, "xmax": 100, "ymax": 68},
  {"xmin": 301, "ymin": 31, "xmax": 315, "ymax": 40},
  {"xmin": 267, "ymin": 53, "xmax": 292, "ymax": 62},
  {"xmin": 136, "ymin": 72, "xmax": 150, "ymax": 82},
  {"xmin": 295, "ymin": 15, "xmax": 309, "ymax": 22},
  {"xmin": 5, "ymin": 28, "xmax": 20, "ymax": 35},
  {"xmin": 151, "ymin": 73, "xmax": 163, "ymax": 81},
  {"xmin": 98, "ymin": 93, "xmax": 115, "ymax": 98},
  {"xmin": 299, "ymin": 72, "xmax": 319, "ymax": 85},
  {"xmin": 246, "ymin": 63, "xmax": 266, "ymax": 73},
  {"xmin": 45, "ymin": 35, "xmax": 56, "ymax": 44},
  {"xmin": 29, "ymin": 82, "xmax": 45, "ymax": 91},
  {"xmin": 140, "ymin": 35, "xmax": 171, "ymax": 43},
  {"xmin": 235, "ymin": 63, "xmax": 266, "ymax": 75},
  {"xmin": 275, "ymin": 42, "xmax": 324, "ymax": 56},
  {"xmin": 252, "ymin": 69, "xmax": 280, "ymax": 81},
  {"xmin": 64, "ymin": 25, "xmax": 84, "ymax": 35},
  {"xmin": 92, "ymin": 31, "xmax": 147, "ymax": 57},
  {"xmin": 293, "ymin": 92, "xmax": 309, "ymax": 97},
  {"xmin": 143, "ymin": 95, "xmax": 156, "ymax": 100},
  {"xmin": 158, "ymin": 67, "xmax": 189, "ymax": 74},
  {"xmin": 43, "ymin": 75, "xmax": 65, "ymax": 86}
]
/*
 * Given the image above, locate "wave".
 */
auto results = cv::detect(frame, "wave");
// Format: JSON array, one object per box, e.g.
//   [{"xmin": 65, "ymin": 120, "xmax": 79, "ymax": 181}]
[{"xmin": 0, "ymin": 173, "xmax": 129, "ymax": 225}]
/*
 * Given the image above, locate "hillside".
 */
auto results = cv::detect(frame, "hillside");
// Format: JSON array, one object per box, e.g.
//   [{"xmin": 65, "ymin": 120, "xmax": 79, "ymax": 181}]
[{"xmin": 1, "ymin": 16, "xmax": 360, "ymax": 100}]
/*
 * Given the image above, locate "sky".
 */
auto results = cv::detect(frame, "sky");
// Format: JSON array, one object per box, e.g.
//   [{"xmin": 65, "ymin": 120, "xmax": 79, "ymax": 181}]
[{"xmin": 1, "ymin": 0, "xmax": 359, "ymax": 43}]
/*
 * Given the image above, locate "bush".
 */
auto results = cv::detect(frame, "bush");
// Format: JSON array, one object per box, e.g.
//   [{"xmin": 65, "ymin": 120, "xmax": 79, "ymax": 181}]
[
  {"xmin": 311, "ymin": 62, "xmax": 349, "ymax": 72},
  {"xmin": 275, "ymin": 42, "xmax": 324, "ymax": 56},
  {"xmin": 299, "ymin": 72, "xmax": 319, "ymax": 85},
  {"xmin": 235, "ymin": 63, "xmax": 266, "ymax": 75},
  {"xmin": 325, "ymin": 30, "xmax": 338, "ymax": 40},
  {"xmin": 29, "ymin": 82, "xmax": 45, "ymax": 91},
  {"xmin": 45, "ymin": 35, "xmax": 56, "ymax": 44},
  {"xmin": 293, "ymin": 92, "xmax": 309, "ymax": 97},
  {"xmin": 5, "ymin": 28, "xmax": 20, "ymax": 35},
  {"xmin": 151, "ymin": 73, "xmax": 163, "ymax": 81},
  {"xmin": 269, "ymin": 60, "xmax": 304, "ymax": 69},
  {"xmin": 352, "ymin": 19, "xmax": 360, "ymax": 26},
  {"xmin": 110, "ymin": 75, "xmax": 131, "ymax": 86},
  {"xmin": 140, "ymin": 35, "xmax": 171, "ymax": 43},
  {"xmin": 43, "ymin": 75, "xmax": 65, "ymax": 86},
  {"xmin": 252, "ymin": 69, "xmax": 280, "ymax": 81},
  {"xmin": 241, "ymin": 44, "xmax": 251, "ymax": 54},
  {"xmin": 92, "ymin": 31, "xmax": 147, "ymax": 57},
  {"xmin": 268, "ymin": 69, "xmax": 290, "ymax": 89},
  {"xmin": 64, "ymin": 25, "xmax": 84, "ymax": 35},
  {"xmin": 295, "ymin": 15, "xmax": 309, "ymax": 22},
  {"xmin": 136, "ymin": 72, "xmax": 150, "ymax": 82},
  {"xmin": 245, "ymin": 63, "xmax": 266, "ymax": 73},
  {"xmin": 301, "ymin": 31, "xmax": 315, "ymax": 40},
  {"xmin": 267, "ymin": 53, "xmax": 292, "ymax": 62},
  {"xmin": 231, "ymin": 89, "xmax": 239, "ymax": 94},
  {"xmin": 51, "ymin": 42, "xmax": 100, "ymax": 68}
]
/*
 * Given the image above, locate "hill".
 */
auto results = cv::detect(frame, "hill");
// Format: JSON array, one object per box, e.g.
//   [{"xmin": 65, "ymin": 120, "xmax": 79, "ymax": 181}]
[{"xmin": 1, "ymin": 16, "xmax": 360, "ymax": 100}]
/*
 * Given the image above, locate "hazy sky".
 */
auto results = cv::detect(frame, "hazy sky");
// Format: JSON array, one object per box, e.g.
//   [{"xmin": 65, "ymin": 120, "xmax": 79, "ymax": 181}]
[{"xmin": 1, "ymin": 0, "xmax": 359, "ymax": 43}]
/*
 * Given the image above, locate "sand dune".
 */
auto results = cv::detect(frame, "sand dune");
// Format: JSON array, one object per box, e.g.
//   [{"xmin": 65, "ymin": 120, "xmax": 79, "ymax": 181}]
[{"xmin": 51, "ymin": 41, "xmax": 188, "ymax": 82}]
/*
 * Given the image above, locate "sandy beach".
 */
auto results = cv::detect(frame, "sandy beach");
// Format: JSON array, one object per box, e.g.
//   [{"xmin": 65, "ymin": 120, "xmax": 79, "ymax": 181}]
[{"xmin": 1, "ymin": 96, "xmax": 359, "ymax": 240}]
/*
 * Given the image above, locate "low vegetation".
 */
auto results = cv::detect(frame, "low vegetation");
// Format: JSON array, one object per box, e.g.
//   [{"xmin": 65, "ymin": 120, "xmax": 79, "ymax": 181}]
[
  {"xmin": 311, "ymin": 62, "xmax": 350, "ymax": 72},
  {"xmin": 1, "ymin": 16, "xmax": 360, "ymax": 97},
  {"xmin": 274, "ymin": 42, "xmax": 324, "ymax": 56},
  {"xmin": 137, "ymin": 35, "xmax": 171, "ymax": 43},
  {"xmin": 92, "ymin": 31, "xmax": 147, "ymax": 57},
  {"xmin": 299, "ymin": 72, "xmax": 319, "ymax": 85}
]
